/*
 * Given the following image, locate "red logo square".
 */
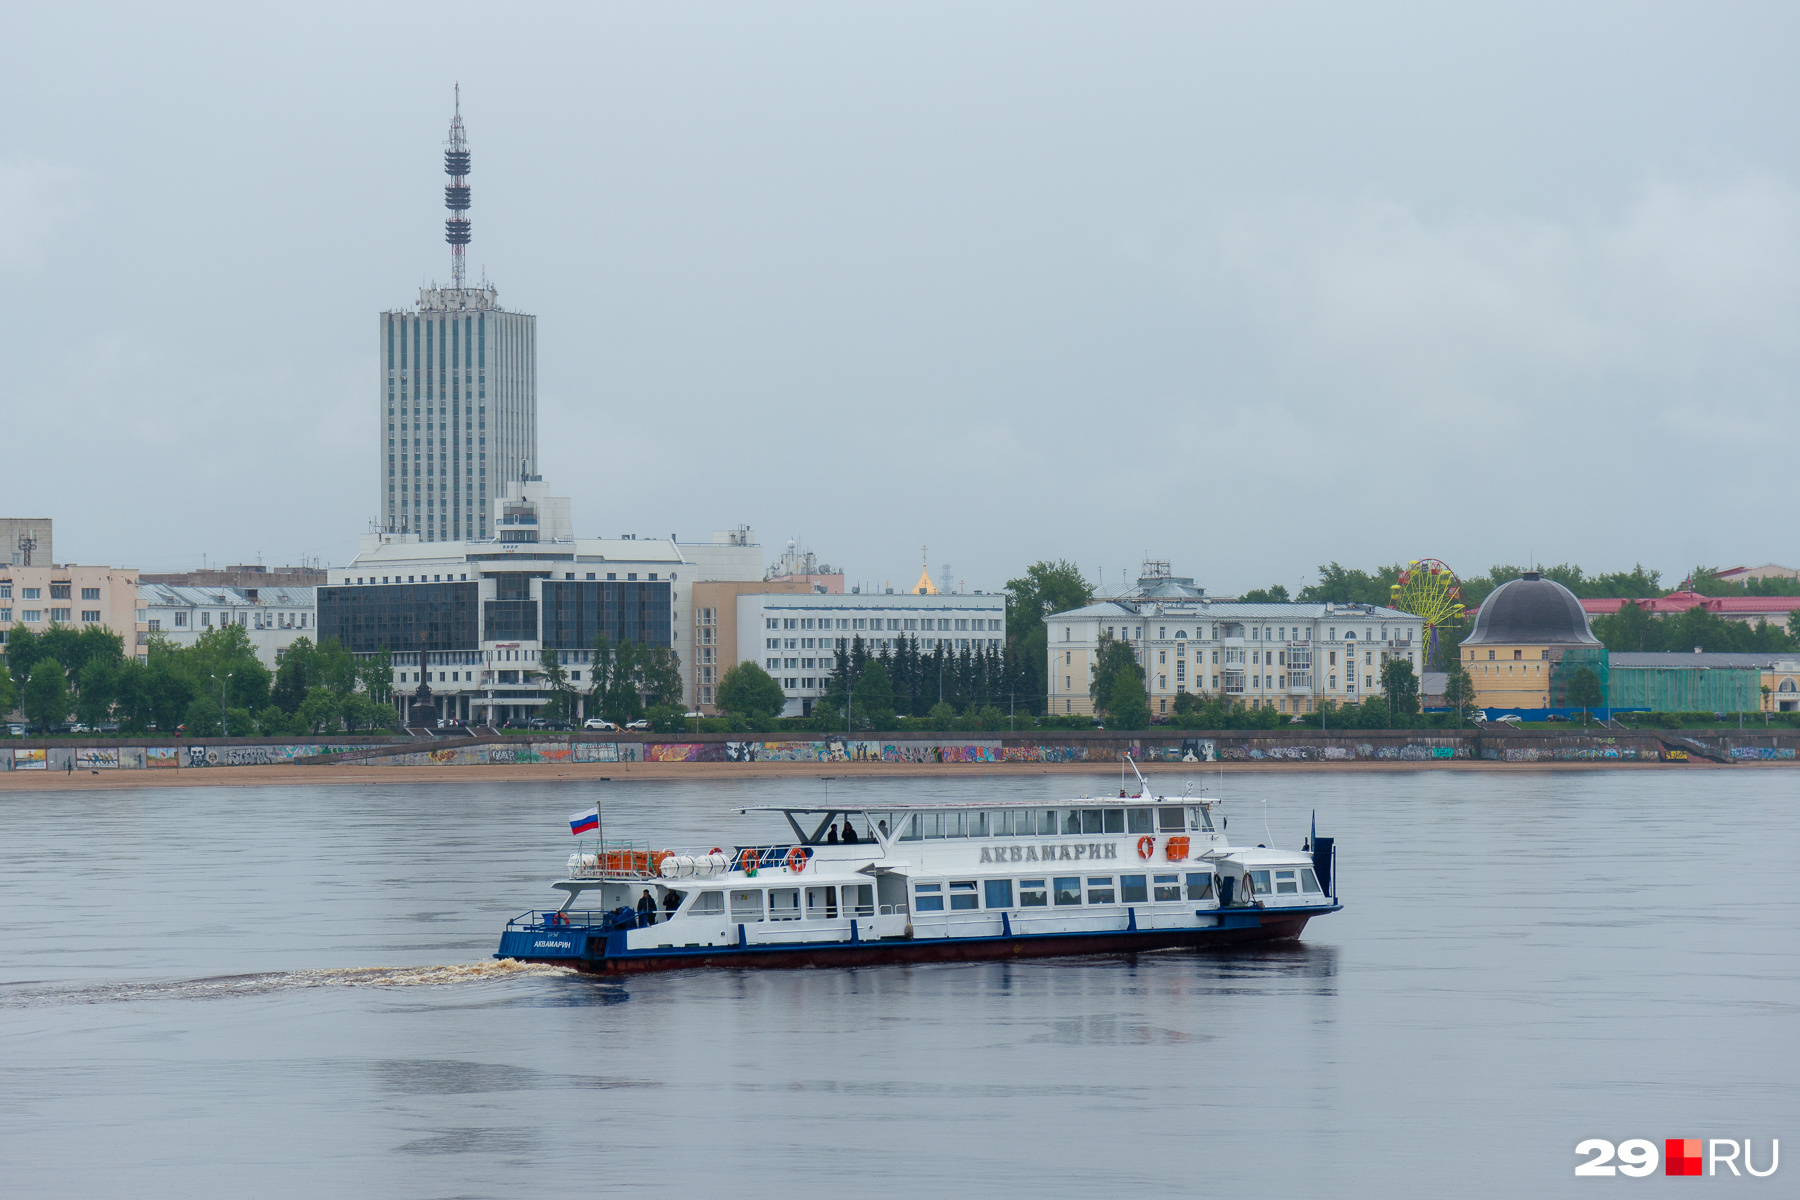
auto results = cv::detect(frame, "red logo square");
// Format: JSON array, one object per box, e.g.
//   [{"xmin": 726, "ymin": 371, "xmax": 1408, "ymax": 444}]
[{"xmin": 1666, "ymin": 1139, "xmax": 1703, "ymax": 1176}]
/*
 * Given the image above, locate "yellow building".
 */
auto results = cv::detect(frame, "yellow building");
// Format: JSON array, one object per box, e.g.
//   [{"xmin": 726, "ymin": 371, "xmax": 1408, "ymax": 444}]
[{"xmin": 1462, "ymin": 572, "xmax": 1602, "ymax": 713}]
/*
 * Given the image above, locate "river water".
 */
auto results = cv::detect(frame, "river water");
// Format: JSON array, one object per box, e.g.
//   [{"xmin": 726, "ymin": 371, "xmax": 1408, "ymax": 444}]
[{"xmin": 1, "ymin": 769, "xmax": 1794, "ymax": 1197}]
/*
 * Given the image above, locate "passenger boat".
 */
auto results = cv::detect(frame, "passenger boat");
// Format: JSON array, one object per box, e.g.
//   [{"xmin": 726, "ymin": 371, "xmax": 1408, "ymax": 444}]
[{"xmin": 494, "ymin": 769, "xmax": 1339, "ymax": 974}]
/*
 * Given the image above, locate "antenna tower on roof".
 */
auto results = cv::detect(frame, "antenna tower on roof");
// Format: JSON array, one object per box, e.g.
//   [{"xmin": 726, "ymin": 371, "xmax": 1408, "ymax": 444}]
[{"xmin": 444, "ymin": 84, "xmax": 472, "ymax": 288}]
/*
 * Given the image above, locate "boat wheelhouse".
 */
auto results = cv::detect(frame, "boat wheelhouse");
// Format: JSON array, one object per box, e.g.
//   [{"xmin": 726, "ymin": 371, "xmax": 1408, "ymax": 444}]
[{"xmin": 496, "ymin": 780, "xmax": 1339, "ymax": 973}]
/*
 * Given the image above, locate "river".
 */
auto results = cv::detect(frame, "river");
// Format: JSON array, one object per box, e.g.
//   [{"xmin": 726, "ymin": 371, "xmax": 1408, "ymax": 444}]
[{"xmin": 1, "ymin": 768, "xmax": 1794, "ymax": 1197}]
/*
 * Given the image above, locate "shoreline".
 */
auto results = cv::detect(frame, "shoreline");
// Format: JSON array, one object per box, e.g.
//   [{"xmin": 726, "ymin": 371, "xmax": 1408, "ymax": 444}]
[{"xmin": 0, "ymin": 757, "xmax": 1775, "ymax": 790}]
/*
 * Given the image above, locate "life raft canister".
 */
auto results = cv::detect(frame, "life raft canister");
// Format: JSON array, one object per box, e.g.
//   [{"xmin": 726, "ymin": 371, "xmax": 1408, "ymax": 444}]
[
  {"xmin": 786, "ymin": 846, "xmax": 808, "ymax": 873},
  {"xmin": 1135, "ymin": 835, "xmax": 1156, "ymax": 860},
  {"xmin": 1164, "ymin": 836, "xmax": 1190, "ymax": 861}
]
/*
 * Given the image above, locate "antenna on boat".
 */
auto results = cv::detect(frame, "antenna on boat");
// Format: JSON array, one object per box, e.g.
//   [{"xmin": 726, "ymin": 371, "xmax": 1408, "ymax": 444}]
[{"xmin": 1127, "ymin": 751, "xmax": 1151, "ymax": 798}]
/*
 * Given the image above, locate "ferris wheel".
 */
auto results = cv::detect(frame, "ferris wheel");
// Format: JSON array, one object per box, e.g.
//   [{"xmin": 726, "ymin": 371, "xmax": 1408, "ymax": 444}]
[{"xmin": 1390, "ymin": 559, "xmax": 1466, "ymax": 669}]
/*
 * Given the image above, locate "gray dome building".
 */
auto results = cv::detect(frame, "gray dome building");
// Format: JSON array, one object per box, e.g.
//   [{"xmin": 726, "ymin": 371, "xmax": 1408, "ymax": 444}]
[{"xmin": 1463, "ymin": 572, "xmax": 1599, "ymax": 647}]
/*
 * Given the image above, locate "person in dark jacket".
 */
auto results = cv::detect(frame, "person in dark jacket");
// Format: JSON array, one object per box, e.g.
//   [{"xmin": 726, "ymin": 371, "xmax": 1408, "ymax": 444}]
[
  {"xmin": 841, "ymin": 820, "xmax": 859, "ymax": 845},
  {"xmin": 636, "ymin": 889, "xmax": 658, "ymax": 927},
  {"xmin": 826, "ymin": 824, "xmax": 839, "ymax": 844}
]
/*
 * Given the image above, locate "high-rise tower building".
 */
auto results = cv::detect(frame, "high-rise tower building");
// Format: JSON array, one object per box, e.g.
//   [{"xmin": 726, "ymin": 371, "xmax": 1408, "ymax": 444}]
[{"xmin": 379, "ymin": 87, "xmax": 537, "ymax": 542}]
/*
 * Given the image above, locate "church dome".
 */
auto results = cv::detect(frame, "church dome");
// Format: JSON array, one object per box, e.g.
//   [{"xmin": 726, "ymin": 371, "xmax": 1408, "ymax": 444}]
[{"xmin": 1463, "ymin": 572, "xmax": 1600, "ymax": 646}]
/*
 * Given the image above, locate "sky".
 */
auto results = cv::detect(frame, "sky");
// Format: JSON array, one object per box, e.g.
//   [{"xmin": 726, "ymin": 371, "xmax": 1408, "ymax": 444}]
[{"xmin": 4, "ymin": 3, "xmax": 1795, "ymax": 597}]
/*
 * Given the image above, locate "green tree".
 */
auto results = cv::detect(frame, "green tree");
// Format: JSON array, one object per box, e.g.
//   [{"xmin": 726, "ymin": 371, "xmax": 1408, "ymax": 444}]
[
  {"xmin": 852, "ymin": 660, "xmax": 897, "ymax": 729},
  {"xmin": 184, "ymin": 694, "xmax": 222, "ymax": 737},
  {"xmin": 76, "ymin": 657, "xmax": 117, "ymax": 726},
  {"xmin": 1379, "ymin": 657, "xmax": 1420, "ymax": 721},
  {"xmin": 1240, "ymin": 583, "xmax": 1291, "ymax": 603},
  {"xmin": 1438, "ymin": 658, "xmax": 1479, "ymax": 722},
  {"xmin": 0, "ymin": 657, "xmax": 15, "ymax": 718},
  {"xmin": 645, "ymin": 703, "xmax": 686, "ymax": 733},
  {"xmin": 22, "ymin": 658, "xmax": 70, "ymax": 729},
  {"xmin": 271, "ymin": 636, "xmax": 317, "ymax": 713},
  {"xmin": 925, "ymin": 700, "xmax": 958, "ymax": 729},
  {"xmin": 4, "ymin": 624, "xmax": 45, "ymax": 682},
  {"xmin": 1005, "ymin": 560, "xmax": 1093, "ymax": 715},
  {"xmin": 536, "ymin": 649, "xmax": 577, "ymax": 723},
  {"xmin": 357, "ymin": 646, "xmax": 395, "ymax": 706},
  {"xmin": 1299, "ymin": 563, "xmax": 1402, "ymax": 606},
  {"xmin": 1090, "ymin": 634, "xmax": 1148, "ymax": 728},
  {"xmin": 604, "ymin": 639, "xmax": 643, "ymax": 722},
  {"xmin": 298, "ymin": 686, "xmax": 341, "ymax": 734},
  {"xmin": 634, "ymin": 645, "xmax": 684, "ymax": 709},
  {"xmin": 716, "ymin": 661, "xmax": 786, "ymax": 719},
  {"xmin": 1566, "ymin": 666, "xmax": 1604, "ymax": 723}
]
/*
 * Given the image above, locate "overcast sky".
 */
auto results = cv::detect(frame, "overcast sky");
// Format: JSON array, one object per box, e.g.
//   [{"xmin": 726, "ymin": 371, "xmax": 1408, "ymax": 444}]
[{"xmin": 5, "ymin": 3, "xmax": 1795, "ymax": 596}]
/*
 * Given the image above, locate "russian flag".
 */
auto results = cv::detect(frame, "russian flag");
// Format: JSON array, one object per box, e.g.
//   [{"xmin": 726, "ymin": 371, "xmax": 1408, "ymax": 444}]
[{"xmin": 569, "ymin": 808, "xmax": 599, "ymax": 836}]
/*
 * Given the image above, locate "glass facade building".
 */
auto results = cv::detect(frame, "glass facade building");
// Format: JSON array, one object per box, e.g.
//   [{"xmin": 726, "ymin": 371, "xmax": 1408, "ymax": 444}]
[{"xmin": 318, "ymin": 582, "xmax": 481, "ymax": 653}]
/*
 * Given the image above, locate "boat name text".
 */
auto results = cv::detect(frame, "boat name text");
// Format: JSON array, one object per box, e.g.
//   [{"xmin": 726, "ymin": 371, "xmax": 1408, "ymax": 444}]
[{"xmin": 979, "ymin": 843, "xmax": 1119, "ymax": 863}]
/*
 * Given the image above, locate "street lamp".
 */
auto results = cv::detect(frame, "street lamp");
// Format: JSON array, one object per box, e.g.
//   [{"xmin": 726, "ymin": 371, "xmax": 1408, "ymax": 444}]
[{"xmin": 210, "ymin": 671, "xmax": 234, "ymax": 738}]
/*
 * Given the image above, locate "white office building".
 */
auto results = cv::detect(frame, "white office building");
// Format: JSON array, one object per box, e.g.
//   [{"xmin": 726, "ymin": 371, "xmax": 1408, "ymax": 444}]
[
  {"xmin": 139, "ymin": 584, "xmax": 317, "ymax": 669},
  {"xmin": 1047, "ymin": 598, "xmax": 1420, "ymax": 717},
  {"xmin": 736, "ymin": 592, "xmax": 1006, "ymax": 717},
  {"xmin": 379, "ymin": 96, "xmax": 536, "ymax": 543}
]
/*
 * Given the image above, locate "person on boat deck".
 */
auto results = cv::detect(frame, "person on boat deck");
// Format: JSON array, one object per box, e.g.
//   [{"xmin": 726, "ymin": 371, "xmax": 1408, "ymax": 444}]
[
  {"xmin": 877, "ymin": 819, "xmax": 888, "ymax": 838},
  {"xmin": 826, "ymin": 824, "xmax": 839, "ymax": 844},
  {"xmin": 841, "ymin": 821, "xmax": 859, "ymax": 844},
  {"xmin": 663, "ymin": 890, "xmax": 681, "ymax": 917},
  {"xmin": 636, "ymin": 889, "xmax": 658, "ymax": 926}
]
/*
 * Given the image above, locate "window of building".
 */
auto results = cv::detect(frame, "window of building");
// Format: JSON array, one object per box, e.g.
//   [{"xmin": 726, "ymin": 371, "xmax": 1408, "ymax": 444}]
[
  {"xmin": 82, "ymin": 610, "xmax": 100, "ymax": 623},
  {"xmin": 81, "ymin": 588, "xmax": 100, "ymax": 601},
  {"xmin": 23, "ymin": 587, "xmax": 40, "ymax": 600}
]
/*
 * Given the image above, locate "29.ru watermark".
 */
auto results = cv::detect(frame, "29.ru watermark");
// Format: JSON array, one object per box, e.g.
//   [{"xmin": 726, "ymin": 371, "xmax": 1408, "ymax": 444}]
[{"xmin": 1575, "ymin": 1139, "xmax": 1779, "ymax": 1177}]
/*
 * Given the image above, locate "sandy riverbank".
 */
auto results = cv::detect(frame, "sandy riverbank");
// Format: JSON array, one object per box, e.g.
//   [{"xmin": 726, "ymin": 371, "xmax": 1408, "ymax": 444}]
[{"xmin": 0, "ymin": 757, "xmax": 1761, "ymax": 790}]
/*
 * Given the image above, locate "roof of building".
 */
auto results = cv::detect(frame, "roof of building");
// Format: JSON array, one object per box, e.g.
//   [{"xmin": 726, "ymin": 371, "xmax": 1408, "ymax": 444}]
[
  {"xmin": 1462, "ymin": 573, "xmax": 1599, "ymax": 646},
  {"xmin": 1579, "ymin": 591, "xmax": 1800, "ymax": 617},
  {"xmin": 1049, "ymin": 599, "xmax": 1409, "ymax": 622},
  {"xmin": 339, "ymin": 534, "xmax": 683, "ymax": 574},
  {"xmin": 139, "ymin": 583, "xmax": 315, "ymax": 607},
  {"xmin": 1609, "ymin": 652, "xmax": 1800, "ymax": 671}
]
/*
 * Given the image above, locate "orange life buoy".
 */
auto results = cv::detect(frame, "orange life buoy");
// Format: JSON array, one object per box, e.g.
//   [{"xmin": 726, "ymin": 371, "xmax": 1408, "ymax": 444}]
[
  {"xmin": 737, "ymin": 847, "xmax": 760, "ymax": 872},
  {"xmin": 1136, "ymin": 835, "xmax": 1155, "ymax": 860},
  {"xmin": 709, "ymin": 847, "xmax": 722, "ymax": 856},
  {"xmin": 1165, "ymin": 836, "xmax": 1190, "ymax": 861},
  {"xmin": 786, "ymin": 846, "xmax": 808, "ymax": 873}
]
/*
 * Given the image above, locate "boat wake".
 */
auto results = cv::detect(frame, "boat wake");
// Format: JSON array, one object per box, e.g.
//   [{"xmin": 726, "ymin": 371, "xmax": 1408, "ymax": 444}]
[{"xmin": 0, "ymin": 960, "xmax": 577, "ymax": 1008}]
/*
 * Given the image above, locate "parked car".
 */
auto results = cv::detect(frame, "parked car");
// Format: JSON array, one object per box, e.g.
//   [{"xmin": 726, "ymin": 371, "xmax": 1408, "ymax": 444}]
[
  {"xmin": 5, "ymin": 723, "xmax": 24, "ymax": 737},
  {"xmin": 1494, "ymin": 714, "xmax": 1523, "ymax": 726},
  {"xmin": 624, "ymin": 719, "xmax": 651, "ymax": 731},
  {"xmin": 1544, "ymin": 713, "xmax": 1570, "ymax": 723},
  {"xmin": 67, "ymin": 723, "xmax": 91, "ymax": 734},
  {"xmin": 583, "ymin": 718, "xmax": 618, "ymax": 731}
]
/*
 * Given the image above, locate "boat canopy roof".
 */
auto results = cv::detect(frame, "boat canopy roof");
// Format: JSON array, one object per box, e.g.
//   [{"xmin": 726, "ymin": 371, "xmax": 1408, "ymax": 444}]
[{"xmin": 739, "ymin": 798, "xmax": 1219, "ymax": 815}]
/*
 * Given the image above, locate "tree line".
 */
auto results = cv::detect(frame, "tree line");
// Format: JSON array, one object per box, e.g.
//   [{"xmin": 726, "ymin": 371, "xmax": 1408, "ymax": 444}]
[{"xmin": 0, "ymin": 622, "xmax": 395, "ymax": 735}]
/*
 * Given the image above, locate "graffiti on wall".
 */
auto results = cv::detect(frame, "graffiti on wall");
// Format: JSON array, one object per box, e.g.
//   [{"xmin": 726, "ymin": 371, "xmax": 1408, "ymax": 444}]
[
  {"xmin": 74, "ymin": 748, "xmax": 119, "ymax": 769},
  {"xmin": 12, "ymin": 748, "xmax": 47, "ymax": 770}
]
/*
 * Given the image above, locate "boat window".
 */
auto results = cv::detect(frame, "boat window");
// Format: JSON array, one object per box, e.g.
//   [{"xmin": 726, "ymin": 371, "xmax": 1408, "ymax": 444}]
[
  {"xmin": 1036, "ymin": 809, "xmax": 1058, "ymax": 835},
  {"xmin": 1153, "ymin": 874, "xmax": 1181, "ymax": 902},
  {"xmin": 1188, "ymin": 806, "xmax": 1215, "ymax": 832},
  {"xmin": 968, "ymin": 812, "xmax": 989, "ymax": 837},
  {"xmin": 1248, "ymin": 870, "xmax": 1272, "ymax": 896},
  {"xmin": 1275, "ymin": 870, "xmax": 1299, "ymax": 895},
  {"xmin": 769, "ymin": 888, "xmax": 801, "ymax": 919},
  {"xmin": 874, "ymin": 816, "xmax": 892, "ymax": 840},
  {"xmin": 1019, "ymin": 879, "xmax": 1048, "ymax": 907},
  {"xmin": 691, "ymin": 891, "xmax": 725, "ymax": 915},
  {"xmin": 1185, "ymin": 872, "xmax": 1213, "ymax": 901},
  {"xmin": 1103, "ymin": 809, "xmax": 1125, "ymax": 834},
  {"xmin": 944, "ymin": 811, "xmax": 966, "ymax": 838},
  {"xmin": 1300, "ymin": 868, "xmax": 1322, "ymax": 893},
  {"xmin": 984, "ymin": 879, "xmax": 1013, "ymax": 908},
  {"xmin": 1120, "ymin": 874, "xmax": 1148, "ymax": 904},
  {"xmin": 1127, "ymin": 808, "xmax": 1154, "ymax": 834},
  {"xmin": 1157, "ymin": 807, "xmax": 1186, "ymax": 832},
  {"xmin": 844, "ymin": 884, "xmax": 874, "ymax": 917},
  {"xmin": 920, "ymin": 813, "xmax": 942, "ymax": 839},
  {"xmin": 729, "ymin": 890, "xmax": 765, "ymax": 922},
  {"xmin": 988, "ymin": 810, "xmax": 1010, "ymax": 836},
  {"xmin": 1086, "ymin": 877, "xmax": 1116, "ymax": 904},
  {"xmin": 914, "ymin": 882, "xmax": 944, "ymax": 912},
  {"xmin": 1053, "ymin": 877, "xmax": 1081, "ymax": 906},
  {"xmin": 900, "ymin": 814, "xmax": 923, "ymax": 841},
  {"xmin": 806, "ymin": 886, "xmax": 839, "ymax": 919},
  {"xmin": 949, "ymin": 881, "xmax": 979, "ymax": 910},
  {"xmin": 1081, "ymin": 808, "xmax": 1105, "ymax": 834},
  {"xmin": 1061, "ymin": 809, "xmax": 1082, "ymax": 835}
]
